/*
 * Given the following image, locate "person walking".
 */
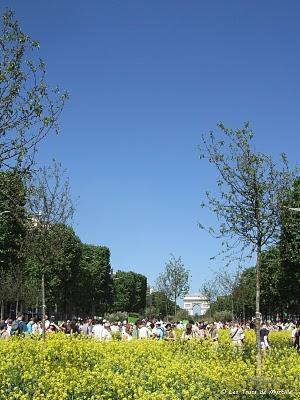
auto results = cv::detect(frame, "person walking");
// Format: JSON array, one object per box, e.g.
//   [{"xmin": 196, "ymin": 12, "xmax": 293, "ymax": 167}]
[
  {"xmin": 292, "ymin": 324, "xmax": 300, "ymax": 352},
  {"xmin": 230, "ymin": 323, "xmax": 244, "ymax": 351},
  {"xmin": 260, "ymin": 323, "xmax": 270, "ymax": 351}
]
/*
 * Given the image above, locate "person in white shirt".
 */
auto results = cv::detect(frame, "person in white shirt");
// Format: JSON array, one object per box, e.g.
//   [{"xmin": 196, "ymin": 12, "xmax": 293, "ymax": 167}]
[
  {"xmin": 122, "ymin": 324, "xmax": 133, "ymax": 341},
  {"xmin": 291, "ymin": 325, "xmax": 298, "ymax": 346},
  {"xmin": 44, "ymin": 315, "xmax": 50, "ymax": 330},
  {"xmin": 102, "ymin": 323, "xmax": 112, "ymax": 341},
  {"xmin": 230, "ymin": 323, "xmax": 244, "ymax": 350},
  {"xmin": 110, "ymin": 322, "xmax": 119, "ymax": 333},
  {"xmin": 92, "ymin": 319, "xmax": 105, "ymax": 340},
  {"xmin": 6, "ymin": 319, "xmax": 12, "ymax": 336},
  {"xmin": 138, "ymin": 321, "xmax": 150, "ymax": 339},
  {"xmin": 32, "ymin": 321, "xmax": 39, "ymax": 335}
]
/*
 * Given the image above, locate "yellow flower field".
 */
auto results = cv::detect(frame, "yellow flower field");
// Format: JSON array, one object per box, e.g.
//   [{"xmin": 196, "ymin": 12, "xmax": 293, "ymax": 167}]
[{"xmin": 0, "ymin": 331, "xmax": 298, "ymax": 400}]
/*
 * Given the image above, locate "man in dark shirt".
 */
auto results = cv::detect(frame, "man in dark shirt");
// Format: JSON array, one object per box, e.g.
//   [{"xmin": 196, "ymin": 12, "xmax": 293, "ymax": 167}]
[{"xmin": 260, "ymin": 323, "xmax": 270, "ymax": 351}]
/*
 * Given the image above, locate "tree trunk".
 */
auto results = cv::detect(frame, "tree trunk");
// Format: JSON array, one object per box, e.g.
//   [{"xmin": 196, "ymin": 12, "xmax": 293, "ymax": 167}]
[
  {"xmin": 165, "ymin": 294, "xmax": 168, "ymax": 320},
  {"xmin": 174, "ymin": 295, "xmax": 177, "ymax": 317},
  {"xmin": 92, "ymin": 297, "xmax": 95, "ymax": 317},
  {"xmin": 0, "ymin": 300, "xmax": 4, "ymax": 320},
  {"xmin": 42, "ymin": 274, "xmax": 46, "ymax": 340},
  {"xmin": 15, "ymin": 295, "xmax": 19, "ymax": 317},
  {"xmin": 36, "ymin": 297, "xmax": 39, "ymax": 318},
  {"xmin": 255, "ymin": 247, "xmax": 262, "ymax": 375}
]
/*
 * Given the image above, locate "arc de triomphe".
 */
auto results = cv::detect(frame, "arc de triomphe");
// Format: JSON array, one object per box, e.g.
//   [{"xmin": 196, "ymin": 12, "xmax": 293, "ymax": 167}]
[{"xmin": 183, "ymin": 293, "xmax": 210, "ymax": 316}]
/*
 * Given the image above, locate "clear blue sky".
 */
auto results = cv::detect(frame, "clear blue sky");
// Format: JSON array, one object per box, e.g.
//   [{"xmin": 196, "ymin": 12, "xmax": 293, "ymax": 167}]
[{"xmin": 4, "ymin": 1, "xmax": 299, "ymax": 292}]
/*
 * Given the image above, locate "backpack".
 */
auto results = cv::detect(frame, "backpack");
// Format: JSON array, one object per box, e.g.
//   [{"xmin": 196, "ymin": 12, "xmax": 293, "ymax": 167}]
[{"xmin": 10, "ymin": 321, "xmax": 21, "ymax": 335}]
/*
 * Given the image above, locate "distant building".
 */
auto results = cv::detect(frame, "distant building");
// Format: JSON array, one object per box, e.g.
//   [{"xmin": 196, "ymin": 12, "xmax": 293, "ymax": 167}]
[
  {"xmin": 183, "ymin": 293, "xmax": 210, "ymax": 316},
  {"xmin": 147, "ymin": 285, "xmax": 155, "ymax": 295}
]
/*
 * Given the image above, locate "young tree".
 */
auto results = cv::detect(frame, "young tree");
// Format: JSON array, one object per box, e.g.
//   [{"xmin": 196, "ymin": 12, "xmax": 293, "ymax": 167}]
[
  {"xmin": 156, "ymin": 254, "xmax": 190, "ymax": 317},
  {"xmin": 199, "ymin": 122, "xmax": 295, "ymax": 373},
  {"xmin": 25, "ymin": 161, "xmax": 74, "ymax": 336},
  {"xmin": 0, "ymin": 10, "xmax": 68, "ymax": 171}
]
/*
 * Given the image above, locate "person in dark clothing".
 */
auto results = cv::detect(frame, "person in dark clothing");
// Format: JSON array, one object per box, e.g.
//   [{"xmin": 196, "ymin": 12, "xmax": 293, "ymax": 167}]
[{"xmin": 260, "ymin": 323, "xmax": 270, "ymax": 351}]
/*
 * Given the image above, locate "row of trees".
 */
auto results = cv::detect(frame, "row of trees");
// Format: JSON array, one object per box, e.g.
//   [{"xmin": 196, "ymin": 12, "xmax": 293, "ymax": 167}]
[
  {"xmin": 0, "ymin": 170, "xmax": 147, "ymax": 318},
  {"xmin": 201, "ymin": 180, "xmax": 300, "ymax": 322}
]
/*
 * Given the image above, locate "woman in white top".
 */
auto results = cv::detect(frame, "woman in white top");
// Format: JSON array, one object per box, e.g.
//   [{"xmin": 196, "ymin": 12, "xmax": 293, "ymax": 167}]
[{"xmin": 122, "ymin": 324, "xmax": 133, "ymax": 341}]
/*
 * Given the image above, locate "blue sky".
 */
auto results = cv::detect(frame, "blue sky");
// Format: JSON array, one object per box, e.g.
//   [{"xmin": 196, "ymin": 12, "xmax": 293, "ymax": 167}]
[{"xmin": 4, "ymin": 1, "xmax": 300, "ymax": 293}]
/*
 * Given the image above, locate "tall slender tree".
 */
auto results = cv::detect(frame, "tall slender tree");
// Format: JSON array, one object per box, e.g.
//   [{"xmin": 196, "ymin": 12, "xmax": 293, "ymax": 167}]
[
  {"xmin": 25, "ymin": 161, "xmax": 74, "ymax": 336},
  {"xmin": 199, "ymin": 122, "xmax": 295, "ymax": 373},
  {"xmin": 156, "ymin": 254, "xmax": 190, "ymax": 317}
]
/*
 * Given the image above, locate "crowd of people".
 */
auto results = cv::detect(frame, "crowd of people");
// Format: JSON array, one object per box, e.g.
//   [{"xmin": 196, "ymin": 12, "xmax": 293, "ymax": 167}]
[{"xmin": 0, "ymin": 313, "xmax": 299, "ymax": 351}]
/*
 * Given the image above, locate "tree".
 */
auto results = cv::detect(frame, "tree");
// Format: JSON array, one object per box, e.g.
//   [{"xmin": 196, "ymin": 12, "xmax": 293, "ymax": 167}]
[
  {"xmin": 279, "ymin": 178, "xmax": 300, "ymax": 314},
  {"xmin": 214, "ymin": 268, "xmax": 243, "ymax": 321},
  {"xmin": 0, "ymin": 171, "xmax": 26, "ymax": 268},
  {"xmin": 76, "ymin": 244, "xmax": 112, "ymax": 317},
  {"xmin": 24, "ymin": 161, "xmax": 74, "ymax": 335},
  {"xmin": 156, "ymin": 254, "xmax": 190, "ymax": 317},
  {"xmin": 199, "ymin": 122, "xmax": 295, "ymax": 373},
  {"xmin": 200, "ymin": 278, "xmax": 218, "ymax": 319},
  {"xmin": 112, "ymin": 271, "xmax": 147, "ymax": 314},
  {"xmin": 0, "ymin": 171, "xmax": 26, "ymax": 316},
  {"xmin": 146, "ymin": 290, "xmax": 179, "ymax": 319},
  {"xmin": 0, "ymin": 10, "xmax": 67, "ymax": 171},
  {"xmin": 233, "ymin": 267, "xmax": 256, "ymax": 320}
]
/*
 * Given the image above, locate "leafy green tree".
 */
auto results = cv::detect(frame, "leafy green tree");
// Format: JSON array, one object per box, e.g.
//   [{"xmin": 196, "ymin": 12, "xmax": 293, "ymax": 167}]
[
  {"xmin": 156, "ymin": 254, "xmax": 190, "ymax": 317},
  {"xmin": 200, "ymin": 279, "xmax": 218, "ymax": 319},
  {"xmin": 233, "ymin": 267, "xmax": 256, "ymax": 320},
  {"xmin": 279, "ymin": 178, "xmax": 300, "ymax": 314},
  {"xmin": 0, "ymin": 171, "xmax": 26, "ymax": 315},
  {"xmin": 0, "ymin": 10, "xmax": 67, "ymax": 170},
  {"xmin": 112, "ymin": 271, "xmax": 147, "ymax": 313},
  {"xmin": 146, "ymin": 290, "xmax": 179, "ymax": 318},
  {"xmin": 76, "ymin": 244, "xmax": 112, "ymax": 317},
  {"xmin": 0, "ymin": 171, "xmax": 26, "ymax": 268},
  {"xmin": 24, "ymin": 161, "xmax": 74, "ymax": 331},
  {"xmin": 25, "ymin": 224, "xmax": 82, "ymax": 318},
  {"xmin": 199, "ymin": 122, "xmax": 295, "ymax": 372},
  {"xmin": 206, "ymin": 294, "xmax": 233, "ymax": 319},
  {"xmin": 260, "ymin": 248, "xmax": 284, "ymax": 318}
]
